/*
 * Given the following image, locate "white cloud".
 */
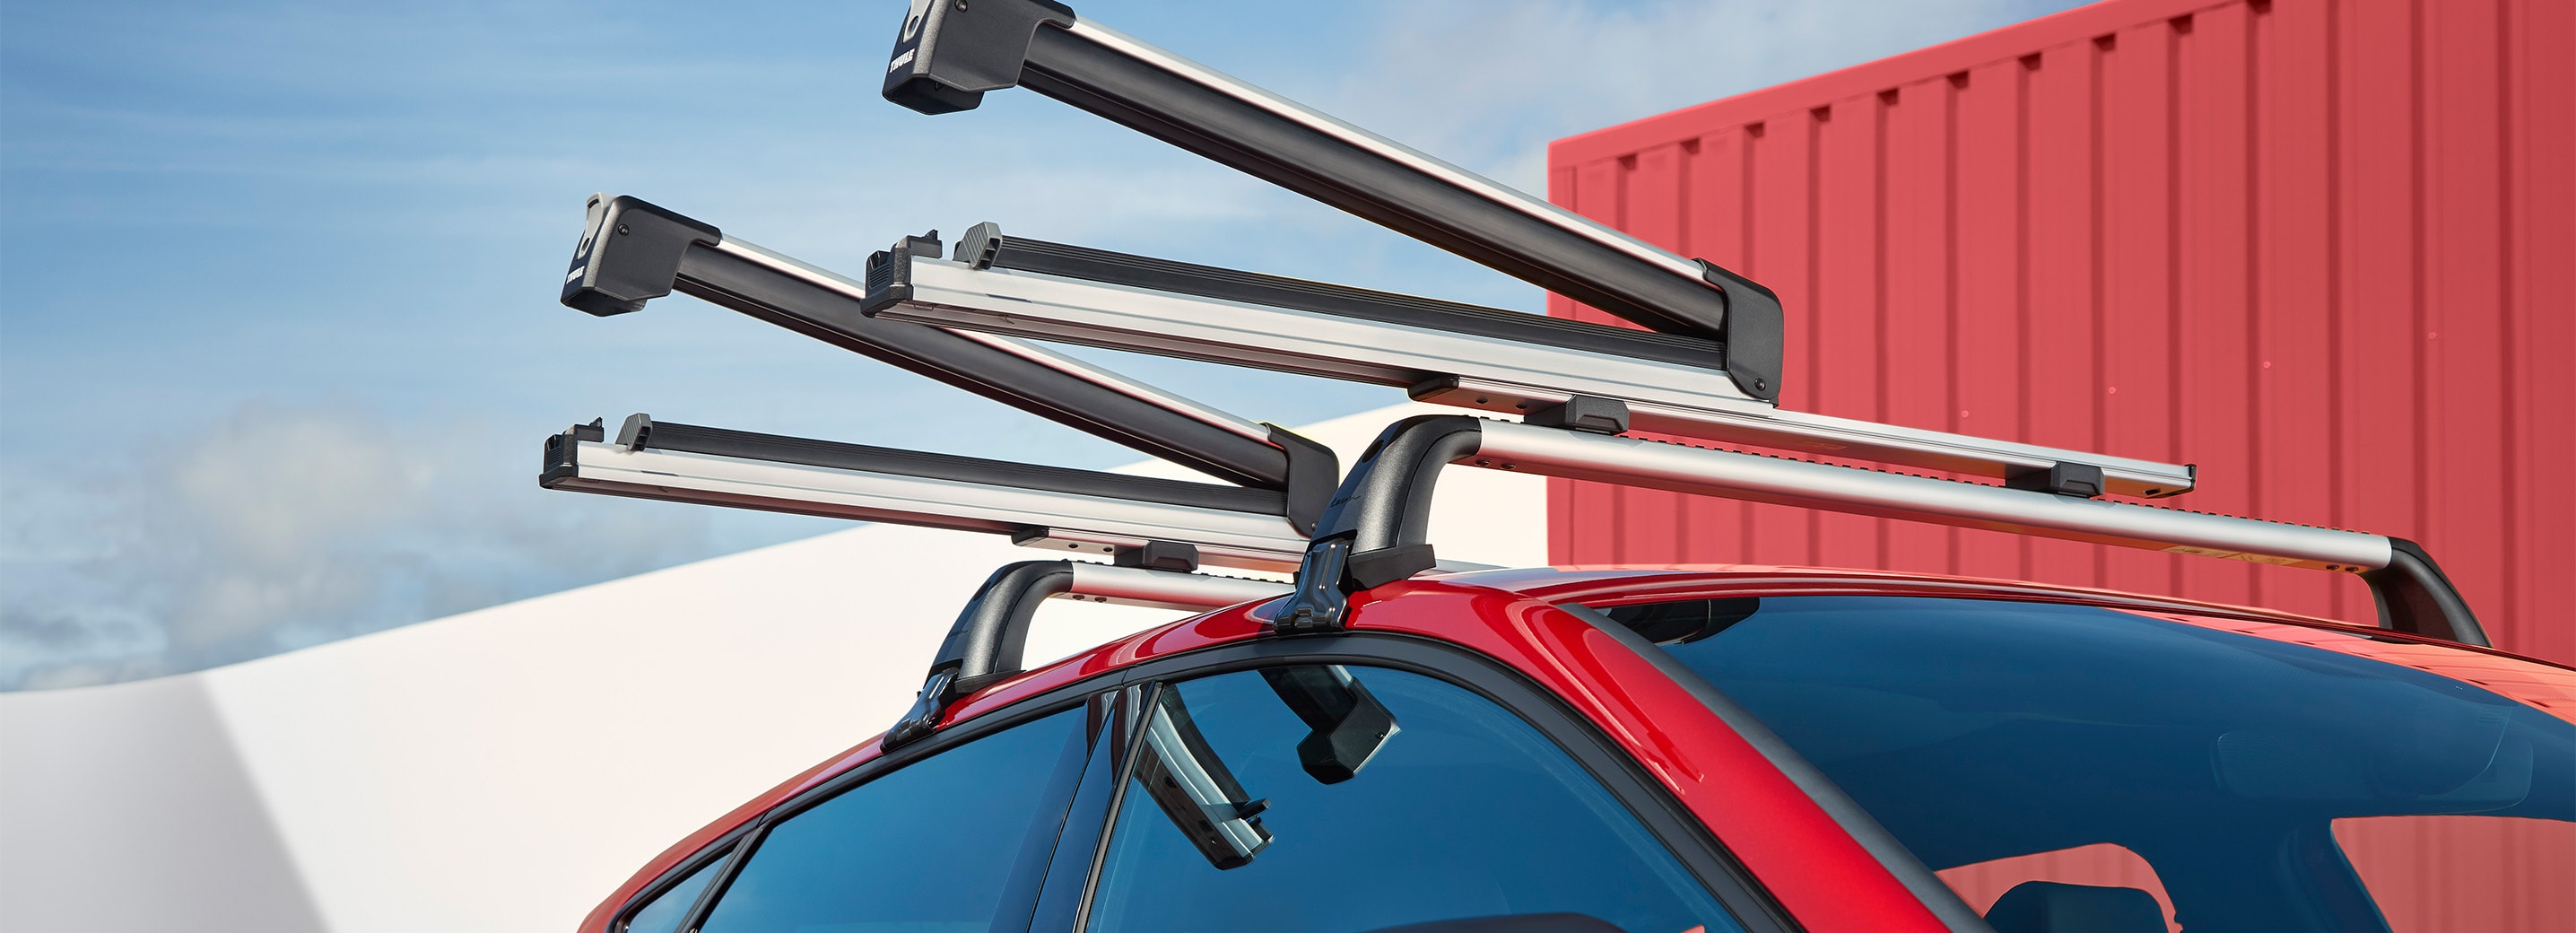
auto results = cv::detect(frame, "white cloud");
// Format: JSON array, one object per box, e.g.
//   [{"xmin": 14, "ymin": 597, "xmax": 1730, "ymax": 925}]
[{"xmin": 0, "ymin": 405, "xmax": 735, "ymax": 689}]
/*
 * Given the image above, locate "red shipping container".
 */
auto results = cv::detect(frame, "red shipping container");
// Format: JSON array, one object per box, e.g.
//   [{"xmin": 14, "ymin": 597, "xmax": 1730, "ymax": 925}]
[
  {"xmin": 1545, "ymin": 0, "xmax": 2574, "ymax": 927},
  {"xmin": 1548, "ymin": 0, "xmax": 2572, "ymax": 662}
]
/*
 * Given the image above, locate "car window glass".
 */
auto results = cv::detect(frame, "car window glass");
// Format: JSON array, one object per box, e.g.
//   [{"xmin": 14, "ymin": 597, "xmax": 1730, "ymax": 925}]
[
  {"xmin": 623, "ymin": 850, "xmax": 725, "ymax": 933},
  {"xmin": 1625, "ymin": 595, "xmax": 2576, "ymax": 933},
  {"xmin": 1084, "ymin": 666, "xmax": 1738, "ymax": 933},
  {"xmin": 697, "ymin": 705, "xmax": 1091, "ymax": 933}
]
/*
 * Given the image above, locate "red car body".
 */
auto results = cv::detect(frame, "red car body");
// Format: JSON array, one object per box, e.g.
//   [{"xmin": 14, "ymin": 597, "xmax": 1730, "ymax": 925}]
[{"xmin": 579, "ymin": 566, "xmax": 2576, "ymax": 933}]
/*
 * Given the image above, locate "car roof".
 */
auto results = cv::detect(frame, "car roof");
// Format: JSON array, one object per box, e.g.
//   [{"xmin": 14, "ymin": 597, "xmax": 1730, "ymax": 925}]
[{"xmin": 582, "ymin": 562, "xmax": 2574, "ymax": 933}]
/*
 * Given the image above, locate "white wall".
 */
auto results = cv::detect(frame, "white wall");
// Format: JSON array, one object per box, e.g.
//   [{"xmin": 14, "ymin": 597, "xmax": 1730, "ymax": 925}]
[{"xmin": 0, "ymin": 404, "xmax": 1545, "ymax": 933}]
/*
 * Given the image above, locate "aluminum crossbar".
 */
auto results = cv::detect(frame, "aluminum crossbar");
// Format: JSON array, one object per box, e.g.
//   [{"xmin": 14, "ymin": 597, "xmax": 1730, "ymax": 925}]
[
  {"xmin": 866, "ymin": 243, "xmax": 2198, "ymax": 499},
  {"xmin": 1472, "ymin": 423, "xmax": 2376, "ymax": 571},
  {"xmin": 1273, "ymin": 415, "xmax": 2484, "ymax": 647}
]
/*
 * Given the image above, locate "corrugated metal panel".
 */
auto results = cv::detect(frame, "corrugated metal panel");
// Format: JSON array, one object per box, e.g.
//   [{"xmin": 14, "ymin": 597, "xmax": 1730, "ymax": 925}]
[
  {"xmin": 1545, "ymin": 0, "xmax": 2573, "ymax": 926},
  {"xmin": 1545, "ymin": 0, "xmax": 2572, "ymax": 665}
]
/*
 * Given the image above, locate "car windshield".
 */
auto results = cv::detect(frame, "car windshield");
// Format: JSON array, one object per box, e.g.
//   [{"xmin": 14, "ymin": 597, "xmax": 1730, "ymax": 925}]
[{"xmin": 1605, "ymin": 595, "xmax": 2576, "ymax": 933}]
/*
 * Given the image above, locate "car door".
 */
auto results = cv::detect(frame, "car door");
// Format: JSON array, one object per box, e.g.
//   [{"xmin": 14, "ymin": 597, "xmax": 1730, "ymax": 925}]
[
  {"xmin": 1050, "ymin": 636, "xmax": 1797, "ymax": 933},
  {"xmin": 620, "ymin": 690, "xmax": 1117, "ymax": 933}
]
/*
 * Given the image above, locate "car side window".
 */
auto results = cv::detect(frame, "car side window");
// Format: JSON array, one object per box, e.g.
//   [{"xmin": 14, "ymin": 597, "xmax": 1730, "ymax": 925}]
[
  {"xmin": 622, "ymin": 850, "xmax": 726, "ymax": 933},
  {"xmin": 695, "ymin": 704, "xmax": 1094, "ymax": 933},
  {"xmin": 1084, "ymin": 666, "xmax": 1740, "ymax": 933}
]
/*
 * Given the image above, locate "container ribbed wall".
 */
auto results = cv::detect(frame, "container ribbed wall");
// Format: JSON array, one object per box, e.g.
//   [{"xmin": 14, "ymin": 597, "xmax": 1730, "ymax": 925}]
[
  {"xmin": 1546, "ymin": 0, "xmax": 2572, "ymax": 665},
  {"xmin": 1545, "ymin": 0, "xmax": 2573, "ymax": 926}
]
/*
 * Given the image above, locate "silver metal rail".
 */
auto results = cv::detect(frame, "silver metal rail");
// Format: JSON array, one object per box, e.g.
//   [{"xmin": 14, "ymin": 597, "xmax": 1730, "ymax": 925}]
[
  {"xmin": 543, "ymin": 426, "xmax": 1310, "ymax": 573},
  {"xmin": 1063, "ymin": 562, "xmax": 1289, "ymax": 611},
  {"xmin": 1475, "ymin": 423, "xmax": 2377, "ymax": 570},
  {"xmin": 872, "ymin": 254, "xmax": 2197, "ymax": 498},
  {"xmin": 1273, "ymin": 415, "xmax": 2485, "ymax": 647}
]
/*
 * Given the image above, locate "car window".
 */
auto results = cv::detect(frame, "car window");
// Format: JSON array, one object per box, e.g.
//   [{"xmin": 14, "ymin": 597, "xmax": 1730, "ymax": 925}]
[
  {"xmin": 696, "ymin": 705, "xmax": 1093, "ymax": 933},
  {"xmin": 1083, "ymin": 666, "xmax": 1739, "ymax": 933},
  {"xmin": 623, "ymin": 850, "xmax": 726, "ymax": 933},
  {"xmin": 1617, "ymin": 595, "xmax": 2576, "ymax": 933}
]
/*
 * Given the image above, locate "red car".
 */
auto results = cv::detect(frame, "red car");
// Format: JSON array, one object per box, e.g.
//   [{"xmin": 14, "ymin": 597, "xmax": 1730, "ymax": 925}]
[
  {"xmin": 574, "ymin": 564, "xmax": 2573, "ymax": 933},
  {"xmin": 544, "ymin": 4, "xmax": 2574, "ymax": 931}
]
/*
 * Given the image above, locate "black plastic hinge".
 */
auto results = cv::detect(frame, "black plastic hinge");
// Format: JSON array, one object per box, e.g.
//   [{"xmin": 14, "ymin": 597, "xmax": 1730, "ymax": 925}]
[
  {"xmin": 1699, "ymin": 259, "xmax": 1782, "ymax": 403},
  {"xmin": 538, "ymin": 419, "xmax": 605, "ymax": 487},
  {"xmin": 861, "ymin": 230, "xmax": 943, "ymax": 314},
  {"xmin": 561, "ymin": 194, "xmax": 720, "ymax": 317},
  {"xmin": 1525, "ymin": 396, "xmax": 1631, "ymax": 434},
  {"xmin": 2005, "ymin": 461, "xmax": 2107, "ymax": 499},
  {"xmin": 882, "ymin": 0, "xmax": 1076, "ymax": 114}
]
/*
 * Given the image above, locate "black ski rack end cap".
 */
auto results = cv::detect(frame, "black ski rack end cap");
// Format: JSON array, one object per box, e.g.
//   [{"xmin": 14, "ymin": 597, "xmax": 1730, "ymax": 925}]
[
  {"xmin": 561, "ymin": 195, "xmax": 720, "ymax": 318},
  {"xmin": 860, "ymin": 230, "xmax": 946, "ymax": 314},
  {"xmin": 882, "ymin": 0, "xmax": 1075, "ymax": 115},
  {"xmin": 1115, "ymin": 540, "xmax": 1200, "ymax": 572},
  {"xmin": 539, "ymin": 418, "xmax": 606, "ymax": 487},
  {"xmin": 1525, "ymin": 396, "xmax": 1630, "ymax": 435},
  {"xmin": 2005, "ymin": 461, "xmax": 2107, "ymax": 499},
  {"xmin": 1699, "ymin": 259, "xmax": 1782, "ymax": 403}
]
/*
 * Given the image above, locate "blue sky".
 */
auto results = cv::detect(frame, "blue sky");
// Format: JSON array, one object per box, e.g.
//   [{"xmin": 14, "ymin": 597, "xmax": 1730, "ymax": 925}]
[{"xmin": 0, "ymin": 0, "xmax": 2084, "ymax": 689}]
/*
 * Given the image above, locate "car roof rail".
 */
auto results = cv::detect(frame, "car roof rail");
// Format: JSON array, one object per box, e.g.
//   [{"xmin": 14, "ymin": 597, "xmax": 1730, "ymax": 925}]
[{"xmin": 1264, "ymin": 408, "xmax": 2487, "ymax": 649}]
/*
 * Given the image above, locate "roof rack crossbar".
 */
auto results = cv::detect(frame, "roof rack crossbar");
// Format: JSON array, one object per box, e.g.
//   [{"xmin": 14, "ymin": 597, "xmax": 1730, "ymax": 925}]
[
  {"xmin": 1272, "ymin": 416, "xmax": 2487, "ymax": 648},
  {"xmin": 541, "ymin": 416, "xmax": 1312, "ymax": 572},
  {"xmin": 885, "ymin": 558, "xmax": 1292, "ymax": 749},
  {"xmin": 558, "ymin": 194, "xmax": 1336, "ymax": 525},
  {"xmin": 864, "ymin": 228, "xmax": 2197, "ymax": 499},
  {"xmin": 880, "ymin": 4, "xmax": 1784, "ymax": 402}
]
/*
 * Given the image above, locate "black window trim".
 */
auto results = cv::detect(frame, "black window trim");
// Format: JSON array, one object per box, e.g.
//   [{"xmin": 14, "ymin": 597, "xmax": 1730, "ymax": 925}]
[{"xmin": 1065, "ymin": 632, "xmax": 1806, "ymax": 933}]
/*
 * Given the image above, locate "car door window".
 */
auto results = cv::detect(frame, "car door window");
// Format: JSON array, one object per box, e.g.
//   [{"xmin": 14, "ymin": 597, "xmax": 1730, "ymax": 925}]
[
  {"xmin": 1084, "ymin": 666, "xmax": 1739, "ymax": 933},
  {"xmin": 696, "ymin": 704, "xmax": 1094, "ymax": 933},
  {"xmin": 623, "ymin": 850, "xmax": 726, "ymax": 933}
]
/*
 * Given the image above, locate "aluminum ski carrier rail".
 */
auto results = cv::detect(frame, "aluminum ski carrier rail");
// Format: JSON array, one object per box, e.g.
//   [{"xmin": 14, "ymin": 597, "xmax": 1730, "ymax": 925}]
[
  {"xmin": 545, "ymin": 195, "xmax": 1341, "ymax": 572},
  {"xmin": 1266, "ymin": 406, "xmax": 2488, "ymax": 649},
  {"xmin": 873, "ymin": 1, "xmax": 2194, "ymax": 499},
  {"xmin": 862, "ymin": 224, "xmax": 2197, "ymax": 499}
]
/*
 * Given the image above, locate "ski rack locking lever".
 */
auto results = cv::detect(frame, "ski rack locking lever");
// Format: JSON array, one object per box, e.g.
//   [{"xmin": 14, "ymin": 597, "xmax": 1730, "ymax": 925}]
[
  {"xmin": 1270, "ymin": 413, "xmax": 2488, "ymax": 649},
  {"xmin": 884, "ymin": 555, "xmax": 1292, "ymax": 749},
  {"xmin": 861, "ymin": 225, "xmax": 2200, "ymax": 499},
  {"xmin": 880, "ymin": 1, "xmax": 1784, "ymax": 404}
]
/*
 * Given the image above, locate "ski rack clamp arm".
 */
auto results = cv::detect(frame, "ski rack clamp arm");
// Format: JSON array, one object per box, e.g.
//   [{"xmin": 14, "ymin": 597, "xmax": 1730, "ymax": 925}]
[
  {"xmin": 558, "ymin": 193, "xmax": 1337, "ymax": 529},
  {"xmin": 878, "ymin": 0, "xmax": 1782, "ymax": 402},
  {"xmin": 1274, "ymin": 414, "xmax": 2487, "ymax": 647},
  {"xmin": 884, "ymin": 556, "xmax": 1292, "ymax": 749}
]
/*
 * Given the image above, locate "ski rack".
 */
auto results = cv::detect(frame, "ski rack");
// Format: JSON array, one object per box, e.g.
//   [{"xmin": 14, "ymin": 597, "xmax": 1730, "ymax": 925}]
[
  {"xmin": 881, "ymin": 0, "xmax": 1783, "ymax": 404},
  {"xmin": 862, "ymin": 224, "xmax": 2198, "ymax": 499},
  {"xmin": 547, "ymin": 195, "xmax": 1344, "ymax": 572},
  {"xmin": 1264, "ymin": 406, "xmax": 2489, "ymax": 648}
]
